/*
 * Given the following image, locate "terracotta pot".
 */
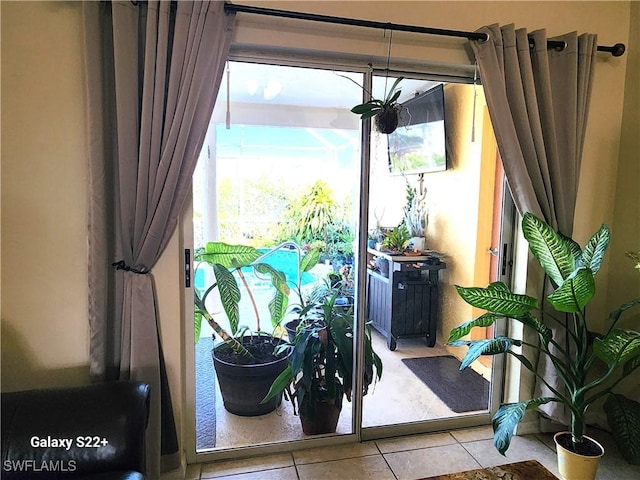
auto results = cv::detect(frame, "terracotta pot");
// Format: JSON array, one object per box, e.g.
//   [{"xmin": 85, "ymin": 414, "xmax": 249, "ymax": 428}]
[{"xmin": 554, "ymin": 432, "xmax": 604, "ymax": 480}]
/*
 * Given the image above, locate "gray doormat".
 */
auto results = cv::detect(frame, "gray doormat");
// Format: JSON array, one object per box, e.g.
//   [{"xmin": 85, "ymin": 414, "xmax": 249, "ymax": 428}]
[
  {"xmin": 401, "ymin": 355, "xmax": 489, "ymax": 413},
  {"xmin": 196, "ymin": 337, "xmax": 216, "ymax": 449}
]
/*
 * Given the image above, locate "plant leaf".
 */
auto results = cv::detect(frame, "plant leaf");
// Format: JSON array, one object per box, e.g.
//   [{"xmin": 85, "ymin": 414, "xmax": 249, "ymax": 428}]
[
  {"xmin": 254, "ymin": 263, "xmax": 289, "ymax": 295},
  {"xmin": 262, "ymin": 364, "xmax": 293, "ymax": 404},
  {"xmin": 194, "ymin": 311, "xmax": 202, "ymax": 344},
  {"xmin": 300, "ymin": 248, "xmax": 321, "ymax": 273},
  {"xmin": 603, "ymin": 394, "xmax": 640, "ymax": 464},
  {"xmin": 213, "ymin": 263, "xmax": 240, "ymax": 334},
  {"xmin": 351, "ymin": 101, "xmax": 383, "ymax": 114},
  {"xmin": 268, "ymin": 290, "xmax": 289, "ymax": 328},
  {"xmin": 507, "ymin": 351, "xmax": 535, "ymax": 372},
  {"xmin": 455, "ymin": 285, "xmax": 538, "ymax": 316},
  {"xmin": 514, "ymin": 312, "xmax": 553, "ymax": 345},
  {"xmin": 594, "ymin": 329, "xmax": 640, "ymax": 369},
  {"xmin": 547, "ymin": 268, "xmax": 595, "ymax": 313},
  {"xmin": 560, "ymin": 232, "xmax": 584, "ymax": 269},
  {"xmin": 492, "ymin": 398, "xmax": 555, "ymax": 455},
  {"xmin": 387, "ymin": 89, "xmax": 401, "ymax": 104},
  {"xmin": 359, "ymin": 109, "xmax": 381, "ymax": 120},
  {"xmin": 609, "ymin": 298, "xmax": 640, "ymax": 328},
  {"xmin": 580, "ymin": 224, "xmax": 610, "ymax": 276},
  {"xmin": 384, "ymin": 76, "xmax": 404, "ymax": 102},
  {"xmin": 447, "ymin": 313, "xmax": 500, "ymax": 343},
  {"xmin": 522, "ymin": 212, "xmax": 575, "ymax": 287},
  {"xmin": 488, "ymin": 281, "xmax": 511, "ymax": 292},
  {"xmin": 197, "ymin": 242, "xmax": 261, "ymax": 269},
  {"xmin": 449, "ymin": 337, "xmax": 522, "ymax": 369}
]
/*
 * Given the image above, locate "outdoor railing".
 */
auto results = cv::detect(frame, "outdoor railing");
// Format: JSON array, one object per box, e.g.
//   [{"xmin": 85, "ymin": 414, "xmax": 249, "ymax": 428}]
[{"xmin": 253, "ymin": 241, "xmax": 302, "ymax": 288}]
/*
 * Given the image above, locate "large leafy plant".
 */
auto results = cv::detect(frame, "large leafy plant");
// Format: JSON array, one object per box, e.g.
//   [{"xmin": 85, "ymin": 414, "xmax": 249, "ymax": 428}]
[
  {"xmin": 194, "ymin": 242, "xmax": 290, "ymax": 355},
  {"xmin": 448, "ymin": 212, "xmax": 640, "ymax": 462},
  {"xmin": 282, "ymin": 180, "xmax": 336, "ymax": 245}
]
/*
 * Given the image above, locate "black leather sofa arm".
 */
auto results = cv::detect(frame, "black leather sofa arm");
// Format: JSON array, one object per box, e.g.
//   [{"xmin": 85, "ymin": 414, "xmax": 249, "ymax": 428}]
[{"xmin": 1, "ymin": 381, "xmax": 150, "ymax": 480}]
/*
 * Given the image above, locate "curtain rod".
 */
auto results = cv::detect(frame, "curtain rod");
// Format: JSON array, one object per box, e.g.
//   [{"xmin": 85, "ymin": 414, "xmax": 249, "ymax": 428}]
[{"xmin": 223, "ymin": 3, "xmax": 626, "ymax": 57}]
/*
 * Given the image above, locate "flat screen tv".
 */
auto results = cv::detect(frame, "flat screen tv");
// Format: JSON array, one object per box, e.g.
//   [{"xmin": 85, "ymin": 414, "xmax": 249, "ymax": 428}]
[{"xmin": 388, "ymin": 83, "xmax": 447, "ymax": 175}]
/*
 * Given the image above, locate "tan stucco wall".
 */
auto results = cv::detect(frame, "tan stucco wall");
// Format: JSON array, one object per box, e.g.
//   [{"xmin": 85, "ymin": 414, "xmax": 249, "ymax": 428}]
[
  {"xmin": 603, "ymin": 0, "xmax": 640, "ymax": 403},
  {"xmin": 1, "ymin": 1, "xmax": 90, "ymax": 390},
  {"xmin": 607, "ymin": 1, "xmax": 640, "ymax": 325},
  {"xmin": 1, "ymin": 0, "xmax": 636, "ymax": 459},
  {"xmin": 424, "ymin": 84, "xmax": 484, "ymax": 352}
]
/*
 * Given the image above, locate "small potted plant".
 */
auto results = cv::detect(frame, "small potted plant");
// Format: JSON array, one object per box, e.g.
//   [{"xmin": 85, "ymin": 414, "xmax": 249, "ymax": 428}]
[
  {"xmin": 351, "ymin": 77, "xmax": 404, "ymax": 134},
  {"xmin": 382, "ymin": 223, "xmax": 411, "ymax": 254},
  {"xmin": 403, "ymin": 182, "xmax": 427, "ymax": 252},
  {"xmin": 263, "ymin": 291, "xmax": 383, "ymax": 435},
  {"xmin": 448, "ymin": 212, "xmax": 640, "ymax": 480}
]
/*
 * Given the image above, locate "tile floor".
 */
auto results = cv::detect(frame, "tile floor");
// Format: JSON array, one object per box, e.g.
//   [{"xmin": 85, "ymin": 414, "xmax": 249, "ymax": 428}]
[
  {"xmin": 204, "ymin": 332, "xmax": 492, "ymax": 450},
  {"xmin": 183, "ymin": 425, "xmax": 640, "ymax": 479}
]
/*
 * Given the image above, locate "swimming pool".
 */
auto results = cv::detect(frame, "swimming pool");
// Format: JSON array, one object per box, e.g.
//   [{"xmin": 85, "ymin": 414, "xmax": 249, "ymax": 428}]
[
  {"xmin": 194, "ymin": 246, "xmax": 316, "ymax": 291},
  {"xmin": 252, "ymin": 248, "xmax": 315, "ymax": 287}
]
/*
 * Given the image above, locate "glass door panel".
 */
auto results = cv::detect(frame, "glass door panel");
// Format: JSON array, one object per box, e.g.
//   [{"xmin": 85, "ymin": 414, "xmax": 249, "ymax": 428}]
[
  {"xmin": 362, "ymin": 74, "xmax": 503, "ymax": 430},
  {"xmin": 192, "ymin": 62, "xmax": 363, "ymax": 452}
]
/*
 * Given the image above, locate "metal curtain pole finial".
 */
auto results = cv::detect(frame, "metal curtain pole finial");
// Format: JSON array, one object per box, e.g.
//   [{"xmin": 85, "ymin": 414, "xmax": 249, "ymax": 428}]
[{"xmin": 600, "ymin": 43, "xmax": 625, "ymax": 57}]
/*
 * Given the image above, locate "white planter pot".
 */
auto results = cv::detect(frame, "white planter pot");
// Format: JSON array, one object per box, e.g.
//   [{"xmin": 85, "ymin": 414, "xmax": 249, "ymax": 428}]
[
  {"xmin": 554, "ymin": 432, "xmax": 604, "ymax": 480},
  {"xmin": 408, "ymin": 236, "xmax": 426, "ymax": 252}
]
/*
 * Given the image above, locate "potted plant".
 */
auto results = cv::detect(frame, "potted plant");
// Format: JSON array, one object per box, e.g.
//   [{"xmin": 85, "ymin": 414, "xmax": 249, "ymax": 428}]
[
  {"xmin": 194, "ymin": 242, "xmax": 292, "ymax": 416},
  {"xmin": 447, "ymin": 212, "xmax": 640, "ymax": 480},
  {"xmin": 382, "ymin": 223, "xmax": 411, "ymax": 254},
  {"xmin": 264, "ymin": 291, "xmax": 383, "ymax": 435},
  {"xmin": 351, "ymin": 77, "xmax": 404, "ymax": 134},
  {"xmin": 280, "ymin": 246, "xmax": 323, "ymax": 343},
  {"xmin": 403, "ymin": 181, "xmax": 428, "ymax": 251}
]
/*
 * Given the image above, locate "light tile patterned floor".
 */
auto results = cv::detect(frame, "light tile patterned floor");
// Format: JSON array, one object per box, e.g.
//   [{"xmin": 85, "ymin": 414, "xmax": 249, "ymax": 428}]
[{"xmin": 181, "ymin": 426, "xmax": 640, "ymax": 480}]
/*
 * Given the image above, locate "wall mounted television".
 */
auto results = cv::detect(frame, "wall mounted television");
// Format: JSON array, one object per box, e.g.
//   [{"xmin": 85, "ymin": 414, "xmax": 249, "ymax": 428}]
[{"xmin": 388, "ymin": 83, "xmax": 447, "ymax": 175}]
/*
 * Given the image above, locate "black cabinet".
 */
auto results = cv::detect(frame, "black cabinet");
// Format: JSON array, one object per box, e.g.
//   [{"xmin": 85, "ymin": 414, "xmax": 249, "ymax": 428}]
[{"xmin": 366, "ymin": 249, "xmax": 446, "ymax": 350}]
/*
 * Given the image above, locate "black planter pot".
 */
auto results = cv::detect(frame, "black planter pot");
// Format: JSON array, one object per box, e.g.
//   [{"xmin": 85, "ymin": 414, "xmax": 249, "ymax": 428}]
[
  {"xmin": 300, "ymin": 401, "xmax": 342, "ymax": 435},
  {"xmin": 284, "ymin": 319, "xmax": 301, "ymax": 343},
  {"xmin": 211, "ymin": 336, "xmax": 289, "ymax": 416}
]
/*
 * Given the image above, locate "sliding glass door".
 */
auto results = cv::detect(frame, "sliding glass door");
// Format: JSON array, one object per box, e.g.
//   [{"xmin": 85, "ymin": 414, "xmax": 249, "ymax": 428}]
[
  {"xmin": 186, "ymin": 59, "xmax": 510, "ymax": 461},
  {"xmin": 191, "ymin": 61, "xmax": 364, "ymax": 452},
  {"xmin": 362, "ymin": 73, "xmax": 506, "ymax": 435}
]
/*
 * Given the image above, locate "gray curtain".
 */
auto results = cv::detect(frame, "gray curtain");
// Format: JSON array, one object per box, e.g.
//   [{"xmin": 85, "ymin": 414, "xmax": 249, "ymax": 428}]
[
  {"xmin": 471, "ymin": 25, "xmax": 596, "ymax": 425},
  {"xmin": 82, "ymin": 1, "xmax": 234, "ymax": 478}
]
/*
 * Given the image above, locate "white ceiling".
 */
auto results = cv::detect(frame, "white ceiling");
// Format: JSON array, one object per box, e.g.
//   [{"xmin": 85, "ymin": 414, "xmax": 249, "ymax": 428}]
[{"xmin": 217, "ymin": 62, "xmax": 440, "ymax": 109}]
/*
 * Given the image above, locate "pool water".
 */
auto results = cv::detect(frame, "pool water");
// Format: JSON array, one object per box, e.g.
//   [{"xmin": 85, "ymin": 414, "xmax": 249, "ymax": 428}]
[
  {"xmin": 254, "ymin": 248, "xmax": 315, "ymax": 287},
  {"xmin": 194, "ymin": 247, "xmax": 316, "ymax": 291}
]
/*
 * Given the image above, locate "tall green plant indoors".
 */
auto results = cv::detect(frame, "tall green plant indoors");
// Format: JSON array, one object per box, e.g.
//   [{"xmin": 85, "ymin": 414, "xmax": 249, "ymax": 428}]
[
  {"xmin": 193, "ymin": 243, "xmax": 290, "ymax": 354},
  {"xmin": 448, "ymin": 213, "xmax": 640, "ymax": 463}
]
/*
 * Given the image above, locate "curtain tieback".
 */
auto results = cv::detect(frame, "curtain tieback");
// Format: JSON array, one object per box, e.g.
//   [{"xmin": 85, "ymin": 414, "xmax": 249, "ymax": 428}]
[{"xmin": 112, "ymin": 260, "xmax": 147, "ymax": 275}]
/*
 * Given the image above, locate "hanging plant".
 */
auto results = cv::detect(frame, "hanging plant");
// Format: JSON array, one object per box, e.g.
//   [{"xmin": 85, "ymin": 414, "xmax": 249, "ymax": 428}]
[{"xmin": 351, "ymin": 77, "xmax": 404, "ymax": 134}]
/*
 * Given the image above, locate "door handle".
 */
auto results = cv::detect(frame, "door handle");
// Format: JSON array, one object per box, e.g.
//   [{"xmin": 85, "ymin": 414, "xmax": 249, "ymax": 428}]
[{"xmin": 488, "ymin": 247, "xmax": 499, "ymax": 256}]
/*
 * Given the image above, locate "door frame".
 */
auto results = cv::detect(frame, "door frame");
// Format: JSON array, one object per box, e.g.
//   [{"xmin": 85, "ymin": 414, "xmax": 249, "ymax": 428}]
[{"xmin": 181, "ymin": 54, "xmax": 515, "ymax": 464}]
